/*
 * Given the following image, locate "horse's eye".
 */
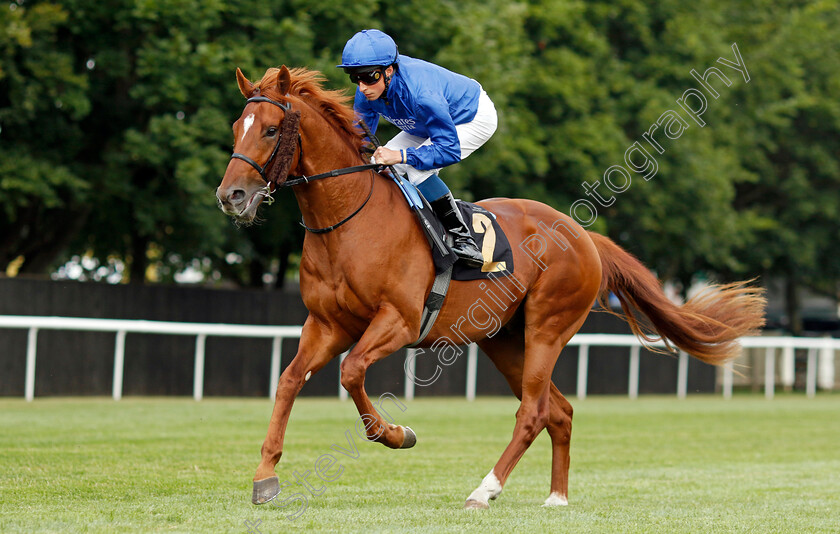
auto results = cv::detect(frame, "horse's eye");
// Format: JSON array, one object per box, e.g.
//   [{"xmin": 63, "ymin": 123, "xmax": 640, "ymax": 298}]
[{"xmin": 266, "ymin": 126, "xmax": 278, "ymax": 137}]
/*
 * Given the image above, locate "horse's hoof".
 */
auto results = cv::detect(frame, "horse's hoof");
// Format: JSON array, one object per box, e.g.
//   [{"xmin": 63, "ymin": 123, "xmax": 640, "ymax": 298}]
[
  {"xmin": 464, "ymin": 499, "xmax": 490, "ymax": 510},
  {"xmin": 400, "ymin": 426, "xmax": 417, "ymax": 449},
  {"xmin": 543, "ymin": 492, "xmax": 569, "ymax": 507},
  {"xmin": 252, "ymin": 476, "xmax": 280, "ymax": 504}
]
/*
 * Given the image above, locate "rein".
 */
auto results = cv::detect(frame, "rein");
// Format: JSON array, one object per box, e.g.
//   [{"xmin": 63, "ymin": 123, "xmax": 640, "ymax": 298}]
[
  {"xmin": 229, "ymin": 95, "xmax": 382, "ymax": 233},
  {"xmin": 298, "ymin": 173, "xmax": 376, "ymax": 233}
]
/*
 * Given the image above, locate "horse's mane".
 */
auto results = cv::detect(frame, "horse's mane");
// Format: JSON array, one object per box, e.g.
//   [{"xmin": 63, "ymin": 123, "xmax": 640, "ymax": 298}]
[{"xmin": 256, "ymin": 67, "xmax": 364, "ymax": 153}]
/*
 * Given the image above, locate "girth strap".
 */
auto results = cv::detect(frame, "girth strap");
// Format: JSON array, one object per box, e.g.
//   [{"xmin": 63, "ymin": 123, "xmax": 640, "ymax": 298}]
[{"xmin": 409, "ymin": 236, "xmax": 455, "ymax": 347}]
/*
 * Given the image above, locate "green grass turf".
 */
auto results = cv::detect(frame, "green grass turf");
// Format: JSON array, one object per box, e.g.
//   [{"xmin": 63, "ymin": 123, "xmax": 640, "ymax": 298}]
[{"xmin": 1, "ymin": 394, "xmax": 838, "ymax": 533}]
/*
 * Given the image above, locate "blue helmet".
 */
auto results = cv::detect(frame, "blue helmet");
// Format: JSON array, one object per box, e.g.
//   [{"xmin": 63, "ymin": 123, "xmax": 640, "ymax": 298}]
[{"xmin": 337, "ymin": 29, "xmax": 400, "ymax": 69}]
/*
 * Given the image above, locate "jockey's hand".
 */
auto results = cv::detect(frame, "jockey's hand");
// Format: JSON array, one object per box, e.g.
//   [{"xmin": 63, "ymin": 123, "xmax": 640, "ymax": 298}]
[{"xmin": 371, "ymin": 147, "xmax": 403, "ymax": 166}]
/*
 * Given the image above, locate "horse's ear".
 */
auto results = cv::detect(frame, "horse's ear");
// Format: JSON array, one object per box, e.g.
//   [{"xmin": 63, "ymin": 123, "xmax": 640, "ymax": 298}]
[
  {"xmin": 236, "ymin": 68, "xmax": 255, "ymax": 98},
  {"xmin": 276, "ymin": 65, "xmax": 292, "ymax": 96}
]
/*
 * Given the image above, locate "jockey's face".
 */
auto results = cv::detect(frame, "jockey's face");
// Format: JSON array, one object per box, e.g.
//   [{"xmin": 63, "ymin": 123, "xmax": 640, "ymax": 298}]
[{"xmin": 356, "ymin": 66, "xmax": 393, "ymax": 101}]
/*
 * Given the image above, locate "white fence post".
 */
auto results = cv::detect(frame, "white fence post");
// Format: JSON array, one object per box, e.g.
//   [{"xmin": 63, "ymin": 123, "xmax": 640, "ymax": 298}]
[
  {"xmin": 338, "ymin": 351, "xmax": 349, "ymax": 401},
  {"xmin": 269, "ymin": 337, "xmax": 282, "ymax": 399},
  {"xmin": 404, "ymin": 348, "xmax": 416, "ymax": 401},
  {"xmin": 818, "ymin": 341, "xmax": 835, "ymax": 391},
  {"xmin": 628, "ymin": 345, "xmax": 640, "ymax": 399},
  {"xmin": 781, "ymin": 345, "xmax": 795, "ymax": 391},
  {"xmin": 764, "ymin": 347, "xmax": 775, "ymax": 399},
  {"xmin": 466, "ymin": 344, "xmax": 478, "ymax": 401},
  {"xmin": 576, "ymin": 345, "xmax": 589, "ymax": 400},
  {"xmin": 112, "ymin": 330, "xmax": 126, "ymax": 401},
  {"xmin": 193, "ymin": 334, "xmax": 206, "ymax": 401},
  {"xmin": 806, "ymin": 348, "xmax": 818, "ymax": 398},
  {"xmin": 24, "ymin": 327, "xmax": 38, "ymax": 402},
  {"xmin": 677, "ymin": 351, "xmax": 689, "ymax": 399},
  {"xmin": 722, "ymin": 363, "xmax": 734, "ymax": 400}
]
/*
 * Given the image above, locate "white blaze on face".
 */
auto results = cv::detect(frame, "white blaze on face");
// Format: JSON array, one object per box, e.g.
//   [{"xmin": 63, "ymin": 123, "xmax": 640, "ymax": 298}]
[{"xmin": 241, "ymin": 113, "xmax": 255, "ymax": 141}]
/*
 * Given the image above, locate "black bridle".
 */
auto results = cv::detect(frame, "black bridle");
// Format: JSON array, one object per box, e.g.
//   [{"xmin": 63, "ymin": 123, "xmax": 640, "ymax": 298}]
[{"xmin": 228, "ymin": 95, "xmax": 381, "ymax": 233}]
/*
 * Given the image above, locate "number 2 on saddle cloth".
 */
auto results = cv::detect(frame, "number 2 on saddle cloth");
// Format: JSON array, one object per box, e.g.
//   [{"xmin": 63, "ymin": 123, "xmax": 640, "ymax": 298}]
[{"xmin": 388, "ymin": 170, "xmax": 514, "ymax": 281}]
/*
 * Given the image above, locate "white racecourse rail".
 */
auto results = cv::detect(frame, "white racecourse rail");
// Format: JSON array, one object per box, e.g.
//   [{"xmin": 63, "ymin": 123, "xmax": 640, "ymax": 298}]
[{"xmin": 0, "ymin": 315, "xmax": 835, "ymax": 402}]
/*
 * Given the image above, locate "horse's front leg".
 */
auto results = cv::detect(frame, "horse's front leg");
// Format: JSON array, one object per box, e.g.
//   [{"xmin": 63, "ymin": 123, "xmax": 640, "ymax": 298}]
[
  {"xmin": 339, "ymin": 305, "xmax": 418, "ymax": 449},
  {"xmin": 253, "ymin": 316, "xmax": 351, "ymax": 504}
]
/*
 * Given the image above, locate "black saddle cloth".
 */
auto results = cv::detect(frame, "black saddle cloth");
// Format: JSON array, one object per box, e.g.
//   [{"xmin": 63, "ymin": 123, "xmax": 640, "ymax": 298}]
[{"xmin": 423, "ymin": 200, "xmax": 515, "ymax": 281}]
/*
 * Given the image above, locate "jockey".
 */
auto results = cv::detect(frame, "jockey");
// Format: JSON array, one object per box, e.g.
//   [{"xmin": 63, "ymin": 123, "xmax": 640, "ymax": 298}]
[{"xmin": 338, "ymin": 29, "xmax": 498, "ymax": 267}]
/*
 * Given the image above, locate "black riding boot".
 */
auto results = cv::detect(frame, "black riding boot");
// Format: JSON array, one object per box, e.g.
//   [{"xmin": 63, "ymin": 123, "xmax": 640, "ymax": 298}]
[{"xmin": 430, "ymin": 193, "xmax": 485, "ymax": 267}]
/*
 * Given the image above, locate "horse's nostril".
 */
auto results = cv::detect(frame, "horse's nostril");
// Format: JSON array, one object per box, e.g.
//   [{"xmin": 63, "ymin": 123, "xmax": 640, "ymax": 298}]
[{"xmin": 216, "ymin": 187, "xmax": 247, "ymax": 209}]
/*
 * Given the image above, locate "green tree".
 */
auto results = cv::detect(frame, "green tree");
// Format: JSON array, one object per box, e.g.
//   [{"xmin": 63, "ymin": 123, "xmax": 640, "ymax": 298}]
[
  {"xmin": 0, "ymin": 2, "xmax": 90, "ymax": 272},
  {"xmin": 3, "ymin": 0, "xmax": 839, "ymax": 323},
  {"xmin": 720, "ymin": 0, "xmax": 840, "ymax": 332},
  {"xmin": 0, "ymin": 0, "xmax": 375, "ymax": 285}
]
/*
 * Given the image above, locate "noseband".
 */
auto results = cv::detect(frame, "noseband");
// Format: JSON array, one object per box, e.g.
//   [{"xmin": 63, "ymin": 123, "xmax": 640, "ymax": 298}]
[{"xmin": 228, "ymin": 95, "xmax": 381, "ymax": 232}]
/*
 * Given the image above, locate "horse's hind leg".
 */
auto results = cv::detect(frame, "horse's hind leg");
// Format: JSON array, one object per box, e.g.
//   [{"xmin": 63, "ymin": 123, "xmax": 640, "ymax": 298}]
[
  {"xmin": 474, "ymin": 329, "xmax": 574, "ymax": 508},
  {"xmin": 544, "ymin": 383, "xmax": 573, "ymax": 506}
]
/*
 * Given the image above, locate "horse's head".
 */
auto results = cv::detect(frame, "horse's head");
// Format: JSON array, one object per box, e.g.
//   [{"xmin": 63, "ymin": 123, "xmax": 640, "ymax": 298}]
[{"xmin": 217, "ymin": 65, "xmax": 300, "ymax": 224}]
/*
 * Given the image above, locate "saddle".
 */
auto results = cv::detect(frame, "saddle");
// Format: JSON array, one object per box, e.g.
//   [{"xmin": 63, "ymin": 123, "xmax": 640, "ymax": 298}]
[
  {"xmin": 423, "ymin": 200, "xmax": 515, "ymax": 281},
  {"xmin": 391, "ymin": 174, "xmax": 516, "ymax": 346}
]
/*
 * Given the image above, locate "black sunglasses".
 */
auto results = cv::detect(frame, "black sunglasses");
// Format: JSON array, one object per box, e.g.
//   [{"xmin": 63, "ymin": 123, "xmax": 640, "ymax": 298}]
[{"xmin": 348, "ymin": 69, "xmax": 383, "ymax": 85}]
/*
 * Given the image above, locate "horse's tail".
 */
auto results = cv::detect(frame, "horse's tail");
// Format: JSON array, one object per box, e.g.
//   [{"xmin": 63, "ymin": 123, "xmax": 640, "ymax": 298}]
[{"xmin": 588, "ymin": 231, "xmax": 766, "ymax": 365}]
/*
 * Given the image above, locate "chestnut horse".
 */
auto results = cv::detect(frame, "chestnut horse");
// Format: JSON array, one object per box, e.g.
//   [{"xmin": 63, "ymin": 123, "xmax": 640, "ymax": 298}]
[{"xmin": 216, "ymin": 66, "xmax": 765, "ymax": 509}]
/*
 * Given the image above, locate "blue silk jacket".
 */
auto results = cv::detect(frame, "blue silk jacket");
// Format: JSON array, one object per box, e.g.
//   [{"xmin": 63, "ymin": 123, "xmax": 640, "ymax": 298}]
[{"xmin": 353, "ymin": 55, "xmax": 481, "ymax": 171}]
